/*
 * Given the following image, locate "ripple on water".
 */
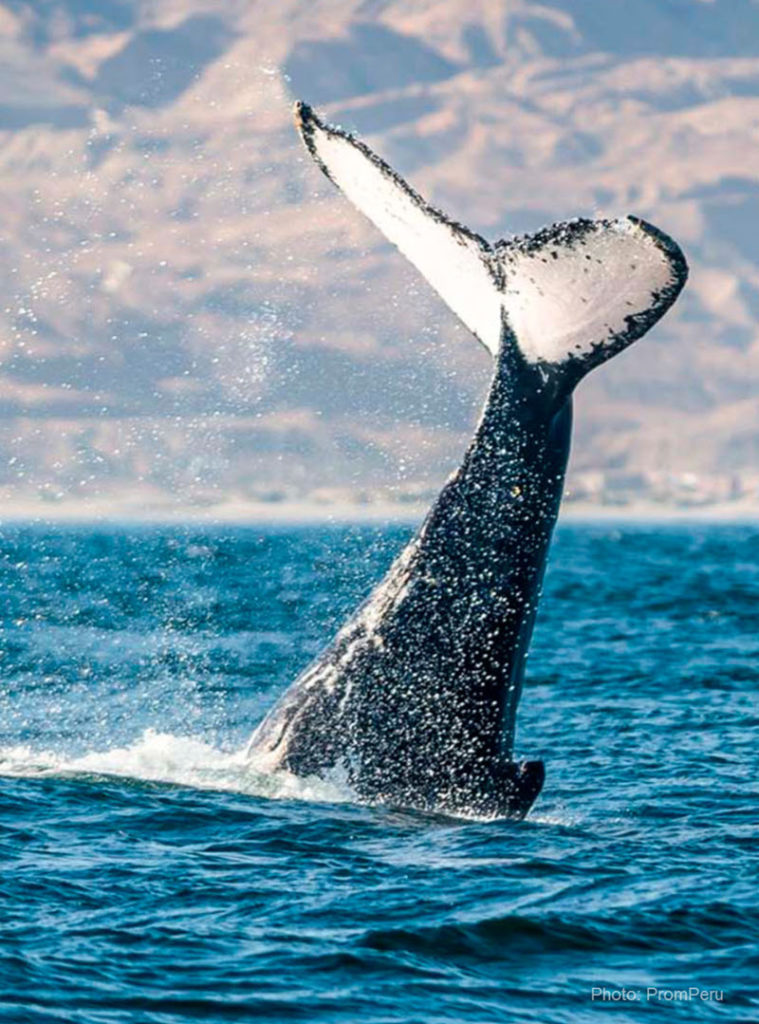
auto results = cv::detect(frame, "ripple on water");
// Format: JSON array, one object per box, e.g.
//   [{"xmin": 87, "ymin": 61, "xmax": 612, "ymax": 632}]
[{"xmin": 0, "ymin": 523, "xmax": 757, "ymax": 1022}]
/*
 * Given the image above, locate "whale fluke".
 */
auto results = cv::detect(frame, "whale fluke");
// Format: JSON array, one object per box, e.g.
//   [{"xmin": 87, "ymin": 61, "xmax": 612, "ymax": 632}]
[{"xmin": 295, "ymin": 101, "xmax": 687, "ymax": 387}]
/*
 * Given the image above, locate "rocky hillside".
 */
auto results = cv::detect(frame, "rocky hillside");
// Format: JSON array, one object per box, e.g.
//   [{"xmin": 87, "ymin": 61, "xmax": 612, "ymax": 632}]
[{"xmin": 1, "ymin": 0, "xmax": 759, "ymax": 517}]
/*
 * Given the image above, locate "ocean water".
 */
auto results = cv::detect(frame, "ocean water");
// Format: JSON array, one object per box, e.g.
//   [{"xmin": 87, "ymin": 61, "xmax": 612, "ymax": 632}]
[{"xmin": 0, "ymin": 521, "xmax": 757, "ymax": 1023}]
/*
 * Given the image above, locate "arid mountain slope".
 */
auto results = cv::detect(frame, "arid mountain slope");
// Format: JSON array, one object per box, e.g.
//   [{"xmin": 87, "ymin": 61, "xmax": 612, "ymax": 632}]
[{"xmin": 1, "ymin": 0, "xmax": 759, "ymax": 515}]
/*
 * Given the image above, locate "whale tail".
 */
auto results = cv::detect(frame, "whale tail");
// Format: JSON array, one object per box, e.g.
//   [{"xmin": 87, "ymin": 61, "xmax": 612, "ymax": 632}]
[{"xmin": 295, "ymin": 101, "xmax": 687, "ymax": 385}]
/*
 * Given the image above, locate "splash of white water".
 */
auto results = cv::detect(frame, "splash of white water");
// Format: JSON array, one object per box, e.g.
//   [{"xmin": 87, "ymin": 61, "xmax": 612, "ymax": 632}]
[{"xmin": 0, "ymin": 728, "xmax": 354, "ymax": 806}]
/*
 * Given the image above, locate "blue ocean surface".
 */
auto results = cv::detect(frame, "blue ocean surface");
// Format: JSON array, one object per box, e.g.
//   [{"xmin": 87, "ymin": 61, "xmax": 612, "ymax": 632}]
[{"xmin": 0, "ymin": 522, "xmax": 757, "ymax": 1023}]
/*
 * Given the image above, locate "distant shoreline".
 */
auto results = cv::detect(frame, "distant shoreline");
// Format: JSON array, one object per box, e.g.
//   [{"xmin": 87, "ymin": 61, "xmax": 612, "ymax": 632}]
[{"xmin": 4, "ymin": 497, "xmax": 759, "ymax": 526}]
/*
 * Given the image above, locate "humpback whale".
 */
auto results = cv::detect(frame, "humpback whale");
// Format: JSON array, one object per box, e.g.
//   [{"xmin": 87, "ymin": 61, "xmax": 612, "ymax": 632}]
[{"xmin": 246, "ymin": 102, "xmax": 688, "ymax": 819}]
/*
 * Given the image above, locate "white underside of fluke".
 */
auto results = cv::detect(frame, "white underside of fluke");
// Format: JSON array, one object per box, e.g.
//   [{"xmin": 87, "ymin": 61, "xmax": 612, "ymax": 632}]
[
  {"xmin": 299, "ymin": 104, "xmax": 503, "ymax": 355},
  {"xmin": 499, "ymin": 218, "xmax": 683, "ymax": 365},
  {"xmin": 296, "ymin": 102, "xmax": 687, "ymax": 370}
]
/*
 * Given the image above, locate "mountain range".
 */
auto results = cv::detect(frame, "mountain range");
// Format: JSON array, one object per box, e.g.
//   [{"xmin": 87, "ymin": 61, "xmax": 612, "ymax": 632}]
[{"xmin": 1, "ymin": 0, "xmax": 759, "ymax": 518}]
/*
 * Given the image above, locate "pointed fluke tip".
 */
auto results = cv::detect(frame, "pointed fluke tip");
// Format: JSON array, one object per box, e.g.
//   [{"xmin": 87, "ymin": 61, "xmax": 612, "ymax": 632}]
[
  {"xmin": 292, "ymin": 101, "xmax": 339, "ymax": 184},
  {"xmin": 626, "ymin": 214, "xmax": 689, "ymax": 289},
  {"xmin": 293, "ymin": 101, "xmax": 325, "ymax": 164},
  {"xmin": 293, "ymin": 100, "xmax": 315, "ymax": 131}
]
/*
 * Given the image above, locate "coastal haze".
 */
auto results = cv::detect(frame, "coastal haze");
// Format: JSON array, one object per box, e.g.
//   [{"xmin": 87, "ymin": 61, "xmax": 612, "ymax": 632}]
[{"xmin": 2, "ymin": 0, "xmax": 759, "ymax": 519}]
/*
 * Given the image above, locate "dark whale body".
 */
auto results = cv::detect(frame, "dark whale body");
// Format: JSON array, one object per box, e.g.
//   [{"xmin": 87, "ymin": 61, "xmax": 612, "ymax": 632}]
[{"xmin": 247, "ymin": 103, "xmax": 688, "ymax": 819}]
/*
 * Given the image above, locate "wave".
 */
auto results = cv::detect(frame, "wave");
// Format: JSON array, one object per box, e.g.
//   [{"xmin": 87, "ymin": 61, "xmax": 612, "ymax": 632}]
[
  {"xmin": 0, "ymin": 728, "xmax": 354, "ymax": 806},
  {"xmin": 361, "ymin": 901, "xmax": 759, "ymax": 959}
]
